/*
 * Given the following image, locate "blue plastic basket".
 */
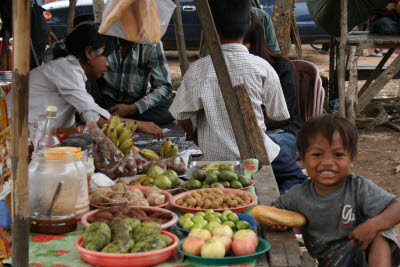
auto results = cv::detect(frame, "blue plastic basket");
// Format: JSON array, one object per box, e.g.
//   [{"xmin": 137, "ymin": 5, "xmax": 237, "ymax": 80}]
[{"xmin": 0, "ymin": 199, "xmax": 11, "ymax": 228}]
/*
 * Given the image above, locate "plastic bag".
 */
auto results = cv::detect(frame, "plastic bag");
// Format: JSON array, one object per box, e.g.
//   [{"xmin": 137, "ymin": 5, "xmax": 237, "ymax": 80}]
[
  {"xmin": 142, "ymin": 159, "xmax": 167, "ymax": 174},
  {"xmin": 85, "ymin": 121, "xmax": 137, "ymax": 180},
  {"xmin": 99, "ymin": 0, "xmax": 175, "ymax": 44},
  {"xmin": 165, "ymin": 156, "xmax": 187, "ymax": 175}
]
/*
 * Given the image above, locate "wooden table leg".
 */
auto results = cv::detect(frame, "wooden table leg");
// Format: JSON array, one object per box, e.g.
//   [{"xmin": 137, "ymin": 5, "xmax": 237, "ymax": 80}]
[{"xmin": 347, "ymin": 46, "xmax": 358, "ymax": 123}]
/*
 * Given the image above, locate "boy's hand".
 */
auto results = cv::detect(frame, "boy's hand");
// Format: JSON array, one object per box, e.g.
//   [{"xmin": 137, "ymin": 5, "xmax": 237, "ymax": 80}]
[{"xmin": 348, "ymin": 220, "xmax": 378, "ymax": 251}]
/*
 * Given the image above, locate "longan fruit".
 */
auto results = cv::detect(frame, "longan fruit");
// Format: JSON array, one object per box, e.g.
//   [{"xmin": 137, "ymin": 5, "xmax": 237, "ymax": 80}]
[
  {"xmin": 182, "ymin": 202, "xmax": 188, "ymax": 207},
  {"xmin": 187, "ymin": 198, "xmax": 197, "ymax": 207},
  {"xmin": 234, "ymin": 196, "xmax": 243, "ymax": 204},
  {"xmin": 222, "ymin": 196, "xmax": 230, "ymax": 203},
  {"xmin": 227, "ymin": 193, "xmax": 235, "ymax": 199},
  {"xmin": 203, "ymin": 199, "xmax": 211, "ymax": 209},
  {"xmin": 215, "ymin": 197, "xmax": 223, "ymax": 205},
  {"xmin": 211, "ymin": 201, "xmax": 220, "ymax": 209},
  {"xmin": 176, "ymin": 199, "xmax": 184, "ymax": 205},
  {"xmin": 222, "ymin": 203, "xmax": 229, "ymax": 209},
  {"xmin": 190, "ymin": 192, "xmax": 197, "ymax": 198},
  {"xmin": 197, "ymin": 200, "xmax": 204, "ymax": 208}
]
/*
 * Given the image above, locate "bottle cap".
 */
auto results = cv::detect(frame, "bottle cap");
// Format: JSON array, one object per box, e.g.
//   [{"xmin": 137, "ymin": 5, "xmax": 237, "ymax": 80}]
[
  {"xmin": 50, "ymin": 147, "xmax": 82, "ymax": 160},
  {"xmin": 68, "ymin": 133, "xmax": 93, "ymax": 146},
  {"xmin": 47, "ymin": 105, "xmax": 57, "ymax": 112},
  {"xmin": 61, "ymin": 138, "xmax": 87, "ymax": 151},
  {"xmin": 43, "ymin": 150, "xmax": 75, "ymax": 160}
]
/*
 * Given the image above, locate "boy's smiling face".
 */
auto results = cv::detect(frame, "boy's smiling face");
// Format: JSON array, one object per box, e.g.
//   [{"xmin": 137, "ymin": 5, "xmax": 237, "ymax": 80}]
[{"xmin": 302, "ymin": 131, "xmax": 353, "ymax": 195}]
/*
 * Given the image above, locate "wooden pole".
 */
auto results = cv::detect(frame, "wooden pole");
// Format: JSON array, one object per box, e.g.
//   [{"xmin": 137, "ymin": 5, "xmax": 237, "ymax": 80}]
[
  {"xmin": 172, "ymin": 0, "xmax": 189, "ymax": 77},
  {"xmin": 66, "ymin": 0, "xmax": 77, "ymax": 36},
  {"xmin": 328, "ymin": 35, "xmax": 335, "ymax": 105},
  {"xmin": 271, "ymin": 0, "xmax": 294, "ymax": 56},
  {"xmin": 290, "ymin": 10, "xmax": 302, "ymax": 59},
  {"xmin": 93, "ymin": 0, "xmax": 105, "ymax": 23},
  {"xmin": 337, "ymin": 0, "xmax": 348, "ymax": 118},
  {"xmin": 193, "ymin": 0, "xmax": 255, "ymax": 160},
  {"xmin": 11, "ymin": 0, "xmax": 31, "ymax": 265},
  {"xmin": 346, "ymin": 46, "xmax": 358, "ymax": 123}
]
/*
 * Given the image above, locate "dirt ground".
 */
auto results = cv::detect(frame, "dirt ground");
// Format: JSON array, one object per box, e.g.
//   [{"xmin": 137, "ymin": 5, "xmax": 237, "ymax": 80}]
[{"xmin": 165, "ymin": 45, "xmax": 400, "ymax": 239}]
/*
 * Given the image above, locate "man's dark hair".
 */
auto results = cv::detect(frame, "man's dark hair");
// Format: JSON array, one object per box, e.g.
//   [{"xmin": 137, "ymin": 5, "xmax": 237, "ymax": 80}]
[
  {"xmin": 297, "ymin": 114, "xmax": 358, "ymax": 160},
  {"xmin": 54, "ymin": 22, "xmax": 114, "ymax": 63},
  {"xmin": 208, "ymin": 0, "xmax": 252, "ymax": 39}
]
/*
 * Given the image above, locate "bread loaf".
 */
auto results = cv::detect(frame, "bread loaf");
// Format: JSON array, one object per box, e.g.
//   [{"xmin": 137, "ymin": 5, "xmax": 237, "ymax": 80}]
[{"xmin": 252, "ymin": 205, "xmax": 306, "ymax": 228}]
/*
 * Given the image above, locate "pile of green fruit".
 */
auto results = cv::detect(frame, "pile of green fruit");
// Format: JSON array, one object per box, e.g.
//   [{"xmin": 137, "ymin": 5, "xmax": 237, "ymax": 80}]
[
  {"xmin": 134, "ymin": 165, "xmax": 179, "ymax": 190},
  {"xmin": 177, "ymin": 209, "xmax": 250, "ymax": 232},
  {"xmin": 185, "ymin": 163, "xmax": 252, "ymax": 190},
  {"xmin": 82, "ymin": 218, "xmax": 174, "ymax": 253}
]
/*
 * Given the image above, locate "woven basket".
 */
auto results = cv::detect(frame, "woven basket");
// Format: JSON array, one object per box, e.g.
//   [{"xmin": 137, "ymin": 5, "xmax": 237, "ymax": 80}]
[{"xmin": 356, "ymin": 103, "xmax": 388, "ymax": 128}]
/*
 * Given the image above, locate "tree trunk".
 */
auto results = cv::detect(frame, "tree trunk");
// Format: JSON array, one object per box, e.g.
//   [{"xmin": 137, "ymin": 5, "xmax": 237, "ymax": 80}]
[
  {"xmin": 66, "ymin": 0, "xmax": 77, "ymax": 36},
  {"xmin": 271, "ymin": 0, "xmax": 294, "ymax": 56},
  {"xmin": 93, "ymin": 0, "xmax": 105, "ymax": 23}
]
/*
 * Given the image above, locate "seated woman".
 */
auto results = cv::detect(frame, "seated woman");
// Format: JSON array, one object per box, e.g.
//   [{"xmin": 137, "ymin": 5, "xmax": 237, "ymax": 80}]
[
  {"xmin": 243, "ymin": 14, "xmax": 302, "ymax": 160},
  {"xmin": 28, "ymin": 22, "xmax": 164, "ymax": 140}
]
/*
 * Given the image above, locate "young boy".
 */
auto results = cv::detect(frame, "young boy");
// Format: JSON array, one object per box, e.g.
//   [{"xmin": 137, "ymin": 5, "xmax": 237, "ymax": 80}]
[
  {"xmin": 272, "ymin": 114, "xmax": 400, "ymax": 266},
  {"xmin": 169, "ymin": 0, "xmax": 307, "ymax": 194}
]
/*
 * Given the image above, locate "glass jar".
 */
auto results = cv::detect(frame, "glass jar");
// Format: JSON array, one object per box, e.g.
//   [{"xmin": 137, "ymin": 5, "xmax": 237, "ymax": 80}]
[
  {"xmin": 29, "ymin": 150, "xmax": 80, "ymax": 234},
  {"xmin": 50, "ymin": 147, "xmax": 90, "ymax": 219}
]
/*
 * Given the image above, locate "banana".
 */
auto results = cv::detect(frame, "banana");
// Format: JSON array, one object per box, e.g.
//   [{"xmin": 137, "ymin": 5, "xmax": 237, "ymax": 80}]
[
  {"xmin": 140, "ymin": 149, "xmax": 160, "ymax": 161},
  {"xmin": 201, "ymin": 162, "xmax": 225, "ymax": 171},
  {"xmin": 116, "ymin": 122, "xmax": 126, "ymax": 136},
  {"xmin": 110, "ymin": 115, "xmax": 120, "ymax": 129},
  {"xmin": 126, "ymin": 121, "xmax": 137, "ymax": 132},
  {"xmin": 108, "ymin": 128, "xmax": 117, "ymax": 140},
  {"xmin": 118, "ymin": 129, "xmax": 132, "ymax": 144},
  {"xmin": 102, "ymin": 124, "xmax": 109, "ymax": 135},
  {"xmin": 119, "ymin": 138, "xmax": 133, "ymax": 155},
  {"xmin": 161, "ymin": 138, "xmax": 172, "ymax": 159},
  {"xmin": 168, "ymin": 145, "xmax": 178, "ymax": 157},
  {"xmin": 112, "ymin": 139, "xmax": 119, "ymax": 147}
]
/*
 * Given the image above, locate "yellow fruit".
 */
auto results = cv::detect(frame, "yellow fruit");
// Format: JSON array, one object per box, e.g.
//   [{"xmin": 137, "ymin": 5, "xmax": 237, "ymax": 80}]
[
  {"xmin": 107, "ymin": 128, "xmax": 117, "ymax": 140},
  {"xmin": 131, "ymin": 145, "xmax": 141, "ymax": 153},
  {"xmin": 140, "ymin": 149, "xmax": 160, "ymax": 161},
  {"xmin": 139, "ymin": 176, "xmax": 150, "ymax": 183},
  {"xmin": 126, "ymin": 121, "xmax": 137, "ymax": 132},
  {"xmin": 112, "ymin": 139, "xmax": 119, "ymax": 147},
  {"xmin": 119, "ymin": 138, "xmax": 133, "ymax": 154},
  {"xmin": 161, "ymin": 139, "xmax": 172, "ymax": 159},
  {"xmin": 116, "ymin": 122, "xmax": 126, "ymax": 136},
  {"xmin": 102, "ymin": 124, "xmax": 109, "ymax": 135},
  {"xmin": 118, "ymin": 129, "xmax": 132, "ymax": 144},
  {"xmin": 110, "ymin": 115, "xmax": 120, "ymax": 129}
]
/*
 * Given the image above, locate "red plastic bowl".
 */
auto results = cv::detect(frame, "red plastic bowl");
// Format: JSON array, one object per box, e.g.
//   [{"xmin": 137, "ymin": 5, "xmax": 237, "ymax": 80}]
[
  {"xmin": 183, "ymin": 179, "xmax": 255, "ymax": 191},
  {"xmin": 74, "ymin": 230, "xmax": 179, "ymax": 267},
  {"xmin": 90, "ymin": 186, "xmax": 172, "ymax": 209},
  {"xmin": 170, "ymin": 188, "xmax": 257, "ymax": 213},
  {"xmin": 81, "ymin": 206, "xmax": 178, "ymax": 229}
]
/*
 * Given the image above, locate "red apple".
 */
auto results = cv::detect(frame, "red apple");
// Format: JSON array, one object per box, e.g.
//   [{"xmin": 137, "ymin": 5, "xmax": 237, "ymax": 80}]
[
  {"xmin": 201, "ymin": 239, "xmax": 225, "ymax": 258},
  {"xmin": 233, "ymin": 230, "xmax": 258, "ymax": 246},
  {"xmin": 188, "ymin": 228, "xmax": 212, "ymax": 242},
  {"xmin": 182, "ymin": 236, "xmax": 205, "ymax": 256},
  {"xmin": 211, "ymin": 234, "xmax": 232, "ymax": 254},
  {"xmin": 211, "ymin": 224, "xmax": 233, "ymax": 238},
  {"xmin": 232, "ymin": 237, "xmax": 257, "ymax": 256}
]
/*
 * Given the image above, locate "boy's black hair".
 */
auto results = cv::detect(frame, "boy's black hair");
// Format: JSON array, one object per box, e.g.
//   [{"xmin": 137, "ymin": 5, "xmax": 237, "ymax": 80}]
[
  {"xmin": 54, "ymin": 22, "xmax": 114, "ymax": 63},
  {"xmin": 297, "ymin": 114, "xmax": 358, "ymax": 160},
  {"xmin": 208, "ymin": 0, "xmax": 252, "ymax": 40}
]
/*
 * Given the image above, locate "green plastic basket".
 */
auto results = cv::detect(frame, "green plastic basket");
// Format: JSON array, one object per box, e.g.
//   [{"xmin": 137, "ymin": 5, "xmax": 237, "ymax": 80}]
[{"xmin": 177, "ymin": 237, "xmax": 271, "ymax": 266}]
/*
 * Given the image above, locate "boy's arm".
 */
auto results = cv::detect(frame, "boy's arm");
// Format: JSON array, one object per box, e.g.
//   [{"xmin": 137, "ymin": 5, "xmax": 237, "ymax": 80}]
[{"xmin": 349, "ymin": 198, "xmax": 400, "ymax": 250}]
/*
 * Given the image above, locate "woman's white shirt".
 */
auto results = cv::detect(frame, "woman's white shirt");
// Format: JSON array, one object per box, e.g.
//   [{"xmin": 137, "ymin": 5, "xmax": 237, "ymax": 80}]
[{"xmin": 29, "ymin": 55, "xmax": 110, "ymax": 128}]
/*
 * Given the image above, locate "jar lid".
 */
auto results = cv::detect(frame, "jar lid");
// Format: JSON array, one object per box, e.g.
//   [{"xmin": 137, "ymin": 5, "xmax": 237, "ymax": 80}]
[
  {"xmin": 47, "ymin": 105, "xmax": 57, "ymax": 112},
  {"xmin": 61, "ymin": 138, "xmax": 87, "ymax": 151},
  {"xmin": 68, "ymin": 133, "xmax": 93, "ymax": 146},
  {"xmin": 49, "ymin": 147, "xmax": 82, "ymax": 160},
  {"xmin": 43, "ymin": 150, "xmax": 75, "ymax": 160}
]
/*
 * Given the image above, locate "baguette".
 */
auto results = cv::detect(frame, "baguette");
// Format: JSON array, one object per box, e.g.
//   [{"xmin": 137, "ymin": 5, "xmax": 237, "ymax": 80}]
[
  {"xmin": 99, "ymin": 0, "xmax": 138, "ymax": 34},
  {"xmin": 252, "ymin": 205, "xmax": 306, "ymax": 228},
  {"xmin": 120, "ymin": 0, "xmax": 161, "ymax": 43}
]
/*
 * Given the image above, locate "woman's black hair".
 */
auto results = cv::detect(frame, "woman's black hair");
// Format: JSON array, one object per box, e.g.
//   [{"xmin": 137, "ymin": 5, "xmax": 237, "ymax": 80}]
[
  {"xmin": 243, "ymin": 13, "xmax": 290, "ymax": 66},
  {"xmin": 54, "ymin": 22, "xmax": 114, "ymax": 63}
]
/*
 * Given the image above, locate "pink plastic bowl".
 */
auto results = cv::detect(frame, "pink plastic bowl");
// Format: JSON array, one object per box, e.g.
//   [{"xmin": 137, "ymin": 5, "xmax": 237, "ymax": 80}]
[
  {"xmin": 74, "ymin": 230, "xmax": 179, "ymax": 267},
  {"xmin": 81, "ymin": 206, "xmax": 178, "ymax": 229},
  {"xmin": 170, "ymin": 188, "xmax": 258, "ymax": 213},
  {"xmin": 90, "ymin": 186, "xmax": 173, "ymax": 209},
  {"xmin": 183, "ymin": 179, "xmax": 255, "ymax": 191}
]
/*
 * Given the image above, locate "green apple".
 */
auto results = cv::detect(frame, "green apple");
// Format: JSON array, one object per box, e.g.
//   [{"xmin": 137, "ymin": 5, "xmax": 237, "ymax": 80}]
[
  {"xmin": 223, "ymin": 221, "xmax": 236, "ymax": 231},
  {"xmin": 203, "ymin": 224, "xmax": 212, "ymax": 232},
  {"xmin": 196, "ymin": 211, "xmax": 205, "ymax": 217},
  {"xmin": 222, "ymin": 210, "xmax": 233, "ymax": 217},
  {"xmin": 208, "ymin": 221, "xmax": 221, "ymax": 228},
  {"xmin": 213, "ymin": 212, "xmax": 222, "ymax": 218},
  {"xmin": 210, "ymin": 217, "xmax": 222, "ymax": 224},
  {"xmin": 219, "ymin": 215, "xmax": 228, "ymax": 223},
  {"xmin": 178, "ymin": 216, "xmax": 189, "ymax": 227},
  {"xmin": 236, "ymin": 220, "xmax": 250, "ymax": 230},
  {"xmin": 204, "ymin": 214, "xmax": 215, "ymax": 222},
  {"xmin": 192, "ymin": 215, "xmax": 206, "ymax": 224},
  {"xmin": 227, "ymin": 213, "xmax": 239, "ymax": 223},
  {"xmin": 197, "ymin": 219, "xmax": 208, "ymax": 227},
  {"xmin": 191, "ymin": 223, "xmax": 204, "ymax": 230},
  {"xmin": 204, "ymin": 209, "xmax": 215, "ymax": 215},
  {"xmin": 184, "ymin": 213, "xmax": 194, "ymax": 219},
  {"xmin": 183, "ymin": 220, "xmax": 195, "ymax": 230}
]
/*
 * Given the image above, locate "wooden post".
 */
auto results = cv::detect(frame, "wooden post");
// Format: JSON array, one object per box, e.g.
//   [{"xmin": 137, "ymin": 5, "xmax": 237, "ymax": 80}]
[
  {"xmin": 337, "ymin": 0, "xmax": 348, "ymax": 118},
  {"xmin": 271, "ymin": 0, "xmax": 294, "ymax": 56},
  {"xmin": 11, "ymin": 0, "xmax": 31, "ymax": 265},
  {"xmin": 346, "ymin": 46, "xmax": 358, "ymax": 123},
  {"xmin": 193, "ymin": 0, "xmax": 254, "ymax": 160},
  {"xmin": 66, "ymin": 0, "xmax": 77, "ymax": 36},
  {"xmin": 290, "ymin": 11, "xmax": 302, "ymax": 59},
  {"xmin": 93, "ymin": 0, "xmax": 105, "ymax": 23},
  {"xmin": 328, "ymin": 36, "xmax": 335, "ymax": 105},
  {"xmin": 172, "ymin": 0, "xmax": 189, "ymax": 77}
]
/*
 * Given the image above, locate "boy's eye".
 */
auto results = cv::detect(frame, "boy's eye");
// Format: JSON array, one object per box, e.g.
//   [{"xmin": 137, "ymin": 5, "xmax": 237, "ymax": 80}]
[
  {"xmin": 311, "ymin": 153, "xmax": 321, "ymax": 157},
  {"xmin": 335, "ymin": 152, "xmax": 345, "ymax": 157}
]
